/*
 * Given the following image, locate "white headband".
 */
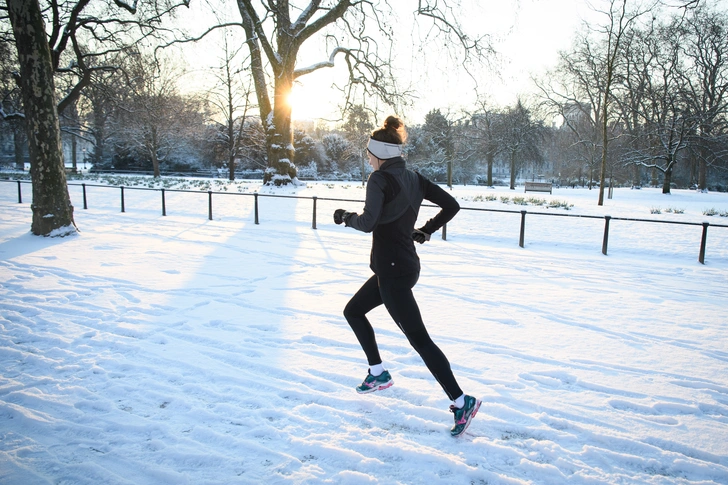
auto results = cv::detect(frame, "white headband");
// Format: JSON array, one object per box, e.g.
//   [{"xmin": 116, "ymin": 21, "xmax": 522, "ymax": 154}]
[{"xmin": 367, "ymin": 138, "xmax": 402, "ymax": 160}]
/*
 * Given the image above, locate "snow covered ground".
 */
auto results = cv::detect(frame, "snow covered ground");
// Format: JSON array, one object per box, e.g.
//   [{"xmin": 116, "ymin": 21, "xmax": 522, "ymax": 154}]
[{"xmin": 1, "ymin": 178, "xmax": 728, "ymax": 485}]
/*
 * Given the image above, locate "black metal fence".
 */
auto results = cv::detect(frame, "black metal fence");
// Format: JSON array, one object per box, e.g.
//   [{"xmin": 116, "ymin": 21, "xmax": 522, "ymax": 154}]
[{"xmin": 5, "ymin": 179, "xmax": 727, "ymax": 265}]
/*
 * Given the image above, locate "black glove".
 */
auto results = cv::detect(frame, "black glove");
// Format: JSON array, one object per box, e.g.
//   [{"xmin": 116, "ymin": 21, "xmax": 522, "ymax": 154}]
[
  {"xmin": 334, "ymin": 209, "xmax": 353, "ymax": 225},
  {"xmin": 412, "ymin": 228, "xmax": 431, "ymax": 244}
]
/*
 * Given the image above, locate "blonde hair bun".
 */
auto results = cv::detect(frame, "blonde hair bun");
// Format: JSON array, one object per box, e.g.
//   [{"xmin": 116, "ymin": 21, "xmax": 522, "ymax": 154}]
[{"xmin": 374, "ymin": 115, "xmax": 407, "ymax": 145}]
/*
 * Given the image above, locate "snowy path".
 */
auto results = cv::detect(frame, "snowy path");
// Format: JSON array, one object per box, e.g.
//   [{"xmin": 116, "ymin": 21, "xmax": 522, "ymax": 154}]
[{"xmin": 1, "ymin": 182, "xmax": 728, "ymax": 484}]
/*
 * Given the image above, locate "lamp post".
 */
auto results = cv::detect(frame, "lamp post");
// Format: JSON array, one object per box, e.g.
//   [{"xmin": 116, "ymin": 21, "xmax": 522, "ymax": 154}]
[{"xmin": 82, "ymin": 148, "xmax": 86, "ymax": 170}]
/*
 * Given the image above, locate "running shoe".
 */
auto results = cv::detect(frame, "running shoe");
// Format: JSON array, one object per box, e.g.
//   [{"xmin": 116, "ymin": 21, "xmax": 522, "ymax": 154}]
[
  {"xmin": 356, "ymin": 370, "xmax": 393, "ymax": 394},
  {"xmin": 450, "ymin": 395, "xmax": 481, "ymax": 437}
]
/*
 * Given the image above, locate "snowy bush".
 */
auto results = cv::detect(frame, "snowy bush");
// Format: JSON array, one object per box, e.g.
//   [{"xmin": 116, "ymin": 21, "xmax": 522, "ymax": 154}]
[{"xmin": 296, "ymin": 161, "xmax": 318, "ymax": 180}]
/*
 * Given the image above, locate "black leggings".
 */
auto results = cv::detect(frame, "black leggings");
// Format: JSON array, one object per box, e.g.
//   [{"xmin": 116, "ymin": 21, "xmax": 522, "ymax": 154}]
[{"xmin": 343, "ymin": 272, "xmax": 463, "ymax": 401}]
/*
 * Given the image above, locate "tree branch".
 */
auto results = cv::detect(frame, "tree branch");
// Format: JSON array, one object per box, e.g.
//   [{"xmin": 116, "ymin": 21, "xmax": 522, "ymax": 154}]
[
  {"xmin": 293, "ymin": 46, "xmax": 348, "ymax": 78},
  {"xmin": 295, "ymin": 0, "xmax": 351, "ymax": 46},
  {"xmin": 291, "ymin": 0, "xmax": 322, "ymax": 31},
  {"xmin": 112, "ymin": 0, "xmax": 140, "ymax": 14},
  {"xmin": 238, "ymin": 0, "xmax": 281, "ymax": 70},
  {"xmin": 156, "ymin": 23, "xmax": 245, "ymax": 51}
]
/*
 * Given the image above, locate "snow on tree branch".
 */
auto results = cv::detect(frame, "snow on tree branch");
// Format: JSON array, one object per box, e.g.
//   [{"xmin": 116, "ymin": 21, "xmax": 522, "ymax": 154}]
[
  {"xmin": 293, "ymin": 46, "xmax": 348, "ymax": 78},
  {"xmin": 112, "ymin": 0, "xmax": 140, "ymax": 14}
]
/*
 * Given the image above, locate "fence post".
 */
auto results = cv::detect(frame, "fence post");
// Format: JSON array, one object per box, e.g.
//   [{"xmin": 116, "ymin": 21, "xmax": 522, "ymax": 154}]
[
  {"xmin": 442, "ymin": 223, "xmax": 447, "ymax": 241},
  {"xmin": 82, "ymin": 183, "xmax": 88, "ymax": 209},
  {"xmin": 519, "ymin": 210, "xmax": 527, "ymax": 248},
  {"xmin": 602, "ymin": 215, "xmax": 611, "ymax": 255},
  {"xmin": 699, "ymin": 222, "xmax": 709, "ymax": 264},
  {"xmin": 254, "ymin": 193, "xmax": 259, "ymax": 224},
  {"xmin": 120, "ymin": 186, "xmax": 125, "ymax": 213},
  {"xmin": 312, "ymin": 196, "xmax": 317, "ymax": 229},
  {"xmin": 208, "ymin": 190, "xmax": 213, "ymax": 220},
  {"xmin": 17, "ymin": 180, "xmax": 22, "ymax": 203},
  {"xmin": 161, "ymin": 188, "xmax": 166, "ymax": 216}
]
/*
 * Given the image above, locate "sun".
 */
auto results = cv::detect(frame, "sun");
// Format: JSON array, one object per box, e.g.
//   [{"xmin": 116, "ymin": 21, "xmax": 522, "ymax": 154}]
[
  {"xmin": 285, "ymin": 84, "xmax": 332, "ymax": 121},
  {"xmin": 285, "ymin": 89, "xmax": 309, "ymax": 120}
]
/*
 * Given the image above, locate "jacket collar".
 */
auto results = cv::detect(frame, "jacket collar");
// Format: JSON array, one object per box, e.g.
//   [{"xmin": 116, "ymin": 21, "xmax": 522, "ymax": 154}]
[{"xmin": 378, "ymin": 156, "xmax": 406, "ymax": 172}]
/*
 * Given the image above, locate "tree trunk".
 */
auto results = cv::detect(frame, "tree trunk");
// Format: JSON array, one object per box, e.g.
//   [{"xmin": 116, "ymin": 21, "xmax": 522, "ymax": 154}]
[
  {"xmin": 662, "ymin": 164, "xmax": 673, "ymax": 194},
  {"xmin": 598, "ymin": 149, "xmax": 607, "ymax": 201},
  {"xmin": 228, "ymin": 153, "xmax": 236, "ymax": 181},
  {"xmin": 13, "ymin": 123, "xmax": 26, "ymax": 170},
  {"xmin": 92, "ymin": 103, "xmax": 106, "ymax": 166},
  {"xmin": 71, "ymin": 135, "xmax": 78, "ymax": 173},
  {"xmin": 150, "ymin": 127, "xmax": 161, "ymax": 177},
  {"xmin": 698, "ymin": 159, "xmax": 707, "ymax": 191},
  {"xmin": 598, "ymin": 141, "xmax": 607, "ymax": 201},
  {"xmin": 598, "ymin": 98, "xmax": 609, "ymax": 203},
  {"xmin": 509, "ymin": 151, "xmax": 516, "ymax": 190},
  {"xmin": 8, "ymin": 0, "xmax": 76, "ymax": 236},
  {"xmin": 239, "ymin": 4, "xmax": 276, "ymax": 180},
  {"xmin": 263, "ymin": 70, "xmax": 297, "ymax": 185},
  {"xmin": 486, "ymin": 151, "xmax": 494, "ymax": 186},
  {"xmin": 589, "ymin": 164, "xmax": 594, "ymax": 190},
  {"xmin": 93, "ymin": 133, "xmax": 105, "ymax": 167},
  {"xmin": 227, "ymin": 88, "xmax": 236, "ymax": 181}
]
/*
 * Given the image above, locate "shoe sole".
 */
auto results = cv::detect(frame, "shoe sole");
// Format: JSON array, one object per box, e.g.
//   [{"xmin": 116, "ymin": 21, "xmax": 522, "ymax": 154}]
[
  {"xmin": 452, "ymin": 399, "xmax": 481, "ymax": 437},
  {"xmin": 356, "ymin": 380, "xmax": 393, "ymax": 394}
]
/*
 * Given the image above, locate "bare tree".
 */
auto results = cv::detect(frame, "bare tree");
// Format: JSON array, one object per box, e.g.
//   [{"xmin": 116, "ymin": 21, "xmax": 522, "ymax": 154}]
[
  {"xmin": 592, "ymin": 0, "xmax": 654, "ymax": 205},
  {"xmin": 536, "ymin": 35, "xmax": 609, "ymax": 189},
  {"xmin": 2, "ymin": 0, "xmax": 192, "ymax": 119},
  {"xmin": 6, "ymin": 0, "xmax": 76, "ymax": 235},
  {"xmin": 78, "ymin": 66, "xmax": 123, "ymax": 168},
  {"xmin": 1, "ymin": 0, "xmax": 190, "ymax": 235},
  {"xmin": 680, "ymin": 5, "xmax": 728, "ymax": 191},
  {"xmin": 621, "ymin": 15, "xmax": 697, "ymax": 193},
  {"xmin": 116, "ymin": 50, "xmax": 205, "ymax": 177},
  {"xmin": 341, "ymin": 104, "xmax": 374, "ymax": 183},
  {"xmin": 500, "ymin": 100, "xmax": 545, "ymax": 190},
  {"xmin": 208, "ymin": 34, "xmax": 256, "ymax": 181},
  {"xmin": 612, "ymin": 22, "xmax": 654, "ymax": 187},
  {"xmin": 464, "ymin": 102, "xmax": 503, "ymax": 187},
  {"xmin": 0, "ymin": 39, "xmax": 25, "ymax": 170},
  {"xmin": 232, "ymin": 1, "xmax": 493, "ymax": 185}
]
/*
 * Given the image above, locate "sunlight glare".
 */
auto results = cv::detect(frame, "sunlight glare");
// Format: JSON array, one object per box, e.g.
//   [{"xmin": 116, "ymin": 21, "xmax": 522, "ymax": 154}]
[{"xmin": 286, "ymin": 85, "xmax": 330, "ymax": 121}]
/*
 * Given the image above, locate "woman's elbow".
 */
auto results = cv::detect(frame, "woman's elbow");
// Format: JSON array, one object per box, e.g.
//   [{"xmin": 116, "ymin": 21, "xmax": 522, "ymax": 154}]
[{"xmin": 350, "ymin": 218, "xmax": 376, "ymax": 233}]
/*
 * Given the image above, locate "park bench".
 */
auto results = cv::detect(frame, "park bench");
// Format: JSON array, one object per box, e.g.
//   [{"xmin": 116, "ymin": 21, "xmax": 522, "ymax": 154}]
[{"xmin": 524, "ymin": 182, "xmax": 552, "ymax": 194}]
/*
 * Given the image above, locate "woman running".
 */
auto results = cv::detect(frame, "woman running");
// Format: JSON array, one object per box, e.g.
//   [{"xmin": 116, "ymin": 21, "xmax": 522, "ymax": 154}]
[{"xmin": 333, "ymin": 115, "xmax": 480, "ymax": 437}]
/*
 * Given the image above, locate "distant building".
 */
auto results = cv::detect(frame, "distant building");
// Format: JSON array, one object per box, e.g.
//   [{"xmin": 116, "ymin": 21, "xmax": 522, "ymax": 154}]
[{"xmin": 562, "ymin": 101, "xmax": 592, "ymax": 128}]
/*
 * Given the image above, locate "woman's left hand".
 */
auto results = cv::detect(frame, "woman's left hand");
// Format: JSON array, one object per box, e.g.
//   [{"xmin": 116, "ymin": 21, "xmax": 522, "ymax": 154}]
[{"xmin": 412, "ymin": 228, "xmax": 431, "ymax": 244}]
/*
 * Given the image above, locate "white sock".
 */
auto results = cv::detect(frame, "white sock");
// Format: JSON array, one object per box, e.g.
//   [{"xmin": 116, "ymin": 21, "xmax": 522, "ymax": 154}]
[
  {"xmin": 369, "ymin": 363, "xmax": 385, "ymax": 376},
  {"xmin": 453, "ymin": 394, "xmax": 466, "ymax": 409}
]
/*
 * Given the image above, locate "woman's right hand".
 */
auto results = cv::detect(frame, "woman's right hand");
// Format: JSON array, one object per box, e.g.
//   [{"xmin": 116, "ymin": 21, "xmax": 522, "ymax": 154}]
[{"xmin": 334, "ymin": 209, "xmax": 353, "ymax": 225}]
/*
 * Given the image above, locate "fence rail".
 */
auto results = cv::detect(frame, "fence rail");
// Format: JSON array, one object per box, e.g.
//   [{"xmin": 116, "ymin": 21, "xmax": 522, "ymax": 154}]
[{"xmin": 4, "ymin": 179, "xmax": 727, "ymax": 264}]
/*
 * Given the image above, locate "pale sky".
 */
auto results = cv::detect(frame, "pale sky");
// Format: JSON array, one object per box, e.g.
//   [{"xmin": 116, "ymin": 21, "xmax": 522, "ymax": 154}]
[{"xmin": 286, "ymin": 0, "xmax": 600, "ymax": 124}]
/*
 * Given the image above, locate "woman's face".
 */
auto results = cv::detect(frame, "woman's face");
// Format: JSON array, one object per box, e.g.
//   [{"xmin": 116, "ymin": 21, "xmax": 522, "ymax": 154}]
[{"xmin": 368, "ymin": 152, "xmax": 380, "ymax": 171}]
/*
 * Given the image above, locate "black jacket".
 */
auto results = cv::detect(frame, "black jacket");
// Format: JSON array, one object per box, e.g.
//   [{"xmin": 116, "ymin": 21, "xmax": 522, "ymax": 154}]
[{"xmin": 346, "ymin": 157, "xmax": 460, "ymax": 277}]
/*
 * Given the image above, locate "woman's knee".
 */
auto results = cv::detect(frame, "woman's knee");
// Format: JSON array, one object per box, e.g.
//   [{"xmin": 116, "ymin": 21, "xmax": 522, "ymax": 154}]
[{"xmin": 343, "ymin": 299, "xmax": 361, "ymax": 321}]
